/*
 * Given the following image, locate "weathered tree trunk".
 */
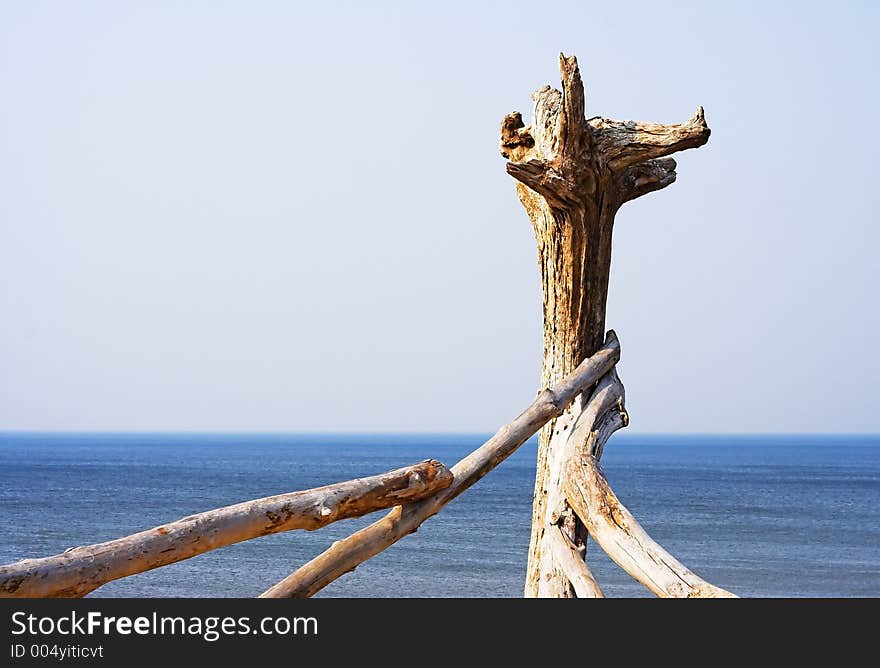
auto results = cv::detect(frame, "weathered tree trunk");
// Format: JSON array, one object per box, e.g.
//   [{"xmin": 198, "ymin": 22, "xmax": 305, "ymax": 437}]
[{"xmin": 501, "ymin": 54, "xmax": 710, "ymax": 597}]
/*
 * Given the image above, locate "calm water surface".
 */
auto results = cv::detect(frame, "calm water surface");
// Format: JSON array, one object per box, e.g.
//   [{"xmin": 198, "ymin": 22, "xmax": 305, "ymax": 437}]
[{"xmin": 1, "ymin": 433, "xmax": 877, "ymax": 597}]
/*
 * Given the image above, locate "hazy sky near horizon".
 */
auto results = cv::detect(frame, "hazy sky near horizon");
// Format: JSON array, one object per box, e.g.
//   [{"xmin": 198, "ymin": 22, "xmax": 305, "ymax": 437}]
[{"xmin": 1, "ymin": 1, "xmax": 877, "ymax": 433}]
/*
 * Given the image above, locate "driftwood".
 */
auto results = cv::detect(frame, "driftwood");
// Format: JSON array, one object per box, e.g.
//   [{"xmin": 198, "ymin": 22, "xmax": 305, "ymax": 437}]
[
  {"xmin": 560, "ymin": 367, "xmax": 735, "ymax": 598},
  {"xmin": 0, "ymin": 460, "xmax": 452, "ymax": 598},
  {"xmin": 565, "ymin": 455, "xmax": 735, "ymax": 598},
  {"xmin": 1, "ymin": 54, "xmax": 736, "ymax": 600},
  {"xmin": 500, "ymin": 53, "xmax": 712, "ymax": 597},
  {"xmin": 259, "ymin": 332, "xmax": 621, "ymax": 598},
  {"xmin": 545, "ymin": 525, "xmax": 603, "ymax": 599}
]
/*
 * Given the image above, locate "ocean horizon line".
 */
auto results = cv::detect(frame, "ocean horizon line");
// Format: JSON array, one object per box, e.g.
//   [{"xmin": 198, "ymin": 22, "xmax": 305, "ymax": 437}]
[{"xmin": 2, "ymin": 430, "xmax": 878, "ymax": 440}]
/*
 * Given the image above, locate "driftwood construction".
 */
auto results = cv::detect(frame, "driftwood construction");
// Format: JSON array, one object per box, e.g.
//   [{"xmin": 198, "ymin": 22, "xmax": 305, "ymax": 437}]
[{"xmin": 0, "ymin": 55, "xmax": 734, "ymax": 599}]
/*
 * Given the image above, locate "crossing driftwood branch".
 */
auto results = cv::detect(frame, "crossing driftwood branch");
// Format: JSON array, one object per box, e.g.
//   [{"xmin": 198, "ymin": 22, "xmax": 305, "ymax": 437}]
[
  {"xmin": 546, "ymin": 525, "xmax": 604, "ymax": 599},
  {"xmin": 560, "ymin": 368, "xmax": 736, "ymax": 598},
  {"xmin": 565, "ymin": 454, "xmax": 736, "ymax": 598},
  {"xmin": 0, "ymin": 460, "xmax": 452, "ymax": 598},
  {"xmin": 259, "ymin": 332, "xmax": 621, "ymax": 598}
]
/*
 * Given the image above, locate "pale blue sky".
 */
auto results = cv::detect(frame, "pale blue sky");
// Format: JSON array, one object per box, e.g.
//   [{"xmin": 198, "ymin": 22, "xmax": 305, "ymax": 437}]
[{"xmin": 1, "ymin": 1, "xmax": 877, "ymax": 433}]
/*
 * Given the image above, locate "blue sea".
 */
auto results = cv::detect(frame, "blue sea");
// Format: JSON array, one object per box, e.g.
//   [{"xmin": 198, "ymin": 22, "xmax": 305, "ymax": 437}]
[{"xmin": 1, "ymin": 433, "xmax": 878, "ymax": 598}]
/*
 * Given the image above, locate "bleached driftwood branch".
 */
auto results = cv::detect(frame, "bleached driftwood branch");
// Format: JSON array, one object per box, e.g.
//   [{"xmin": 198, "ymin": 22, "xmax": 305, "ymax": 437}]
[
  {"xmin": 566, "ymin": 455, "xmax": 736, "ymax": 598},
  {"xmin": 562, "ymin": 370, "xmax": 736, "ymax": 598},
  {"xmin": 259, "ymin": 331, "xmax": 622, "ymax": 598},
  {"xmin": 0, "ymin": 460, "xmax": 452, "ymax": 598},
  {"xmin": 546, "ymin": 525, "xmax": 603, "ymax": 598}
]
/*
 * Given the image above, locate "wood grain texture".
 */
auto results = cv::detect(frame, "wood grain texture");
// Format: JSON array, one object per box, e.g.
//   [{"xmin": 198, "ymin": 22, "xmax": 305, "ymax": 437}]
[
  {"xmin": 500, "ymin": 54, "xmax": 711, "ymax": 597},
  {"xmin": 259, "ymin": 333, "xmax": 621, "ymax": 598},
  {"xmin": 0, "ymin": 460, "xmax": 452, "ymax": 598},
  {"xmin": 546, "ymin": 525, "xmax": 604, "ymax": 598}
]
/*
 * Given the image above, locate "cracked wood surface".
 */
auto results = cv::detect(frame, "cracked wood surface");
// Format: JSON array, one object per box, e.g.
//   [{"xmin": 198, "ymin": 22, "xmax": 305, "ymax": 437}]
[
  {"xmin": 0, "ymin": 460, "xmax": 452, "ymax": 598},
  {"xmin": 546, "ymin": 524, "xmax": 604, "ymax": 598}
]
